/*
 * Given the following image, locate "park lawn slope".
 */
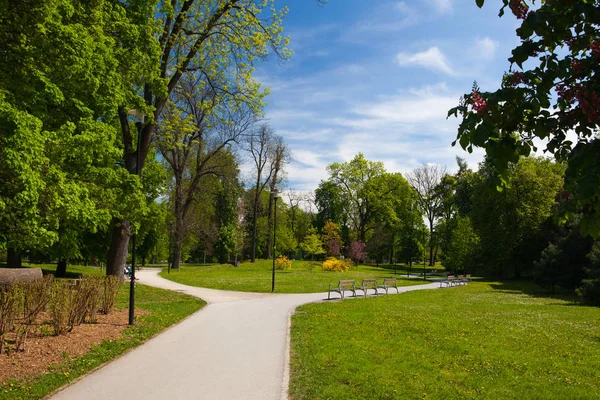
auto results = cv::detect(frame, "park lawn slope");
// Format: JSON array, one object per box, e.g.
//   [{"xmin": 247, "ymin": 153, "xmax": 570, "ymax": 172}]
[
  {"xmin": 1, "ymin": 283, "xmax": 205, "ymax": 400},
  {"xmin": 289, "ymin": 281, "xmax": 600, "ymax": 400},
  {"xmin": 159, "ymin": 259, "xmax": 429, "ymax": 293}
]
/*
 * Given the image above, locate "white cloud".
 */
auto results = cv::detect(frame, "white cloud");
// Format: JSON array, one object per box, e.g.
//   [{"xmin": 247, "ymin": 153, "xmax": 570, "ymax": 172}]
[
  {"xmin": 427, "ymin": 0, "xmax": 452, "ymax": 13},
  {"xmin": 473, "ymin": 37, "xmax": 498, "ymax": 60},
  {"xmin": 396, "ymin": 47, "xmax": 456, "ymax": 76}
]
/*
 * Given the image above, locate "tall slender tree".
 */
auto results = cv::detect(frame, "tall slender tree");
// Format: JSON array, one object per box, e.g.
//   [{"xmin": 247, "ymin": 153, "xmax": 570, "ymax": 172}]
[{"xmin": 407, "ymin": 164, "xmax": 447, "ymax": 266}]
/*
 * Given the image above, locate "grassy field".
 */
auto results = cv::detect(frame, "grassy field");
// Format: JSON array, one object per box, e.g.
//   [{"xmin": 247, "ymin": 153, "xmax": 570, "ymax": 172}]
[
  {"xmin": 0, "ymin": 265, "xmax": 205, "ymax": 400},
  {"xmin": 289, "ymin": 280, "xmax": 600, "ymax": 400},
  {"xmin": 159, "ymin": 259, "xmax": 434, "ymax": 293}
]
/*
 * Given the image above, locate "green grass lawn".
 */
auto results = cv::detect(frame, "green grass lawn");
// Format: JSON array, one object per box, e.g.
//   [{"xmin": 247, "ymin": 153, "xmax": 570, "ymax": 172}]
[
  {"xmin": 289, "ymin": 280, "xmax": 600, "ymax": 400},
  {"xmin": 0, "ymin": 267, "xmax": 205, "ymax": 400},
  {"xmin": 159, "ymin": 259, "xmax": 431, "ymax": 293}
]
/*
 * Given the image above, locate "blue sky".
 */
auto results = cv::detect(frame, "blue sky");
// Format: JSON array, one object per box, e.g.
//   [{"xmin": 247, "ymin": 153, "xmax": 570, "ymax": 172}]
[{"xmin": 252, "ymin": 0, "xmax": 520, "ymax": 192}]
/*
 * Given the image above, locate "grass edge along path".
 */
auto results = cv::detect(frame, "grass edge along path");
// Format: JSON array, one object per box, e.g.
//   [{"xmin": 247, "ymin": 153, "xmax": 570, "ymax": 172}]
[
  {"xmin": 288, "ymin": 281, "xmax": 600, "ymax": 400},
  {"xmin": 0, "ymin": 284, "xmax": 206, "ymax": 400},
  {"xmin": 159, "ymin": 259, "xmax": 433, "ymax": 293}
]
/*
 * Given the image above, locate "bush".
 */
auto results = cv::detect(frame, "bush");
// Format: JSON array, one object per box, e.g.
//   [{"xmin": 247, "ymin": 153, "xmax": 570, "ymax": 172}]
[
  {"xmin": 275, "ymin": 255, "xmax": 292, "ymax": 270},
  {"xmin": 16, "ymin": 275, "xmax": 53, "ymax": 350},
  {"xmin": 578, "ymin": 279, "xmax": 600, "ymax": 306},
  {"xmin": 100, "ymin": 276, "xmax": 120, "ymax": 315},
  {"xmin": 322, "ymin": 257, "xmax": 353, "ymax": 272},
  {"xmin": 80, "ymin": 276, "xmax": 102, "ymax": 323},
  {"xmin": 0, "ymin": 284, "xmax": 20, "ymax": 354}
]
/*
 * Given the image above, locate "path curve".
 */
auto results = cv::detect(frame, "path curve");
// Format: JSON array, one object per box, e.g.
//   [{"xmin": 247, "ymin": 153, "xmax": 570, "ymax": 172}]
[{"xmin": 50, "ymin": 269, "xmax": 440, "ymax": 400}]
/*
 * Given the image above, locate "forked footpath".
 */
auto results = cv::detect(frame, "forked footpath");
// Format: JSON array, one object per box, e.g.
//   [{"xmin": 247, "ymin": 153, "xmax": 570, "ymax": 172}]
[{"xmin": 50, "ymin": 269, "xmax": 440, "ymax": 400}]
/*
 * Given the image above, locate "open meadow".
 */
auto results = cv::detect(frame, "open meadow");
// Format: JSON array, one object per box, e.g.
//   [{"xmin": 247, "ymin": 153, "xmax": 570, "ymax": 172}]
[
  {"xmin": 289, "ymin": 280, "xmax": 600, "ymax": 400},
  {"xmin": 159, "ymin": 259, "xmax": 436, "ymax": 293}
]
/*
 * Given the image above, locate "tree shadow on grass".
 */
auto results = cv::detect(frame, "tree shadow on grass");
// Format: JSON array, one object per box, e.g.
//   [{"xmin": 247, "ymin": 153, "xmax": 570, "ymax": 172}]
[{"xmin": 487, "ymin": 278, "xmax": 583, "ymax": 306}]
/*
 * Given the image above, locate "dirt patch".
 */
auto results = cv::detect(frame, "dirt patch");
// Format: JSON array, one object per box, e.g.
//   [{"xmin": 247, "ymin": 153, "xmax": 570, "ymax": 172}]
[{"xmin": 0, "ymin": 309, "xmax": 143, "ymax": 383}]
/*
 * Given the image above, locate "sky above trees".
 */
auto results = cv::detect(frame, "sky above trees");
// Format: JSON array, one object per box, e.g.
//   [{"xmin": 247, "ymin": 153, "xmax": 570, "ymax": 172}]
[{"xmin": 253, "ymin": 0, "xmax": 518, "ymax": 191}]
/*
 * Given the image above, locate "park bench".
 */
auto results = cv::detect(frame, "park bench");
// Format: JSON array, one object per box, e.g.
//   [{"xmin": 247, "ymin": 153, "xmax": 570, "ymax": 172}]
[
  {"xmin": 378, "ymin": 277, "xmax": 400, "ymax": 294},
  {"xmin": 358, "ymin": 279, "xmax": 379, "ymax": 297},
  {"xmin": 439, "ymin": 274, "xmax": 456, "ymax": 288},
  {"xmin": 328, "ymin": 280, "xmax": 357, "ymax": 300}
]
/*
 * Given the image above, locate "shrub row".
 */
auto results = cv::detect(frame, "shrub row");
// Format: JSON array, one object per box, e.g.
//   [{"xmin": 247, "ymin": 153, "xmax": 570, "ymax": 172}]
[{"xmin": 0, "ymin": 275, "xmax": 121, "ymax": 354}]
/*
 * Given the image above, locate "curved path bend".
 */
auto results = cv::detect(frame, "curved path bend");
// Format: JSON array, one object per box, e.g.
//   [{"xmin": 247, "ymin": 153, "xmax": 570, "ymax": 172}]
[{"xmin": 51, "ymin": 269, "xmax": 440, "ymax": 400}]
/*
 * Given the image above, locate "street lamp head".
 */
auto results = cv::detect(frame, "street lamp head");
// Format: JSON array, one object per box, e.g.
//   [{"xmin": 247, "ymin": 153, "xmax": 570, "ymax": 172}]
[{"xmin": 271, "ymin": 189, "xmax": 280, "ymax": 200}]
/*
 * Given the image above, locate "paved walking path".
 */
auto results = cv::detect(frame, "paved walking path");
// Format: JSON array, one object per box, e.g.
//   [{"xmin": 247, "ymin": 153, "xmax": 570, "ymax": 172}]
[{"xmin": 51, "ymin": 270, "xmax": 440, "ymax": 400}]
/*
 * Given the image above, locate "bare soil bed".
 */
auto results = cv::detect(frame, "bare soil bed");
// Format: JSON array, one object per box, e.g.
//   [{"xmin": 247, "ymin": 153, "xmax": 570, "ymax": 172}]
[{"xmin": 0, "ymin": 310, "xmax": 134, "ymax": 383}]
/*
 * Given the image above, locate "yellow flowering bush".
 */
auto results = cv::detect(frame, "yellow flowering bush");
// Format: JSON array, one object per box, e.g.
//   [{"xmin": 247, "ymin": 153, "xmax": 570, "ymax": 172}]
[
  {"xmin": 321, "ymin": 257, "xmax": 353, "ymax": 272},
  {"xmin": 275, "ymin": 255, "xmax": 292, "ymax": 270}
]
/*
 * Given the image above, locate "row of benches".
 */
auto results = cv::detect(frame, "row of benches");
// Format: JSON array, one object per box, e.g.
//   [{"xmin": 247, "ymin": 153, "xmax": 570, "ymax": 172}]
[
  {"xmin": 328, "ymin": 278, "xmax": 400, "ymax": 300},
  {"xmin": 439, "ymin": 274, "xmax": 470, "ymax": 288}
]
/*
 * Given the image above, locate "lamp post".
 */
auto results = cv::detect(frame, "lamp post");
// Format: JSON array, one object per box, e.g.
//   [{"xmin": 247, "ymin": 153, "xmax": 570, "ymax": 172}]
[
  {"xmin": 271, "ymin": 190, "xmax": 279, "ymax": 292},
  {"xmin": 129, "ymin": 111, "xmax": 144, "ymax": 326}
]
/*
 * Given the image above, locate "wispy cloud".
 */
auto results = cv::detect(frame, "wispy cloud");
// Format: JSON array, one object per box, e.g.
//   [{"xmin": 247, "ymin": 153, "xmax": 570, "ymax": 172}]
[
  {"xmin": 427, "ymin": 0, "xmax": 452, "ymax": 13},
  {"xmin": 396, "ymin": 47, "xmax": 456, "ymax": 76},
  {"xmin": 473, "ymin": 37, "xmax": 498, "ymax": 60}
]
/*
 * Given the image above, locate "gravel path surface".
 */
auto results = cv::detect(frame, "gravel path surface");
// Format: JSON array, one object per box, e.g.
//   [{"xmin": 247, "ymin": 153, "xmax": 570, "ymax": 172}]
[{"xmin": 50, "ymin": 269, "xmax": 440, "ymax": 400}]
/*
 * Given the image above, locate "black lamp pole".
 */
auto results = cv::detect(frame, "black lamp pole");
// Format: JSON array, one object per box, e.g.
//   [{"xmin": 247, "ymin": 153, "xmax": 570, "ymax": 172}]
[
  {"xmin": 271, "ymin": 190, "xmax": 279, "ymax": 292},
  {"xmin": 129, "ymin": 113, "xmax": 144, "ymax": 326}
]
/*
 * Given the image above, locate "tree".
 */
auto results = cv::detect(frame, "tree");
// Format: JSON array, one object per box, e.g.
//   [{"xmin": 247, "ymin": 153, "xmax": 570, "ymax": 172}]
[
  {"xmin": 407, "ymin": 164, "xmax": 447, "ymax": 266},
  {"xmin": 0, "ymin": 0, "xmax": 143, "ymax": 272},
  {"xmin": 265, "ymin": 136, "xmax": 290, "ymax": 259},
  {"xmin": 300, "ymin": 228, "xmax": 325, "ymax": 261},
  {"xmin": 246, "ymin": 125, "xmax": 277, "ymax": 262},
  {"xmin": 326, "ymin": 153, "xmax": 386, "ymax": 242},
  {"xmin": 443, "ymin": 216, "xmax": 480, "ymax": 274},
  {"xmin": 156, "ymin": 73, "xmax": 254, "ymax": 271},
  {"xmin": 470, "ymin": 157, "xmax": 564, "ymax": 277},
  {"xmin": 449, "ymin": 0, "xmax": 600, "ymax": 237},
  {"xmin": 322, "ymin": 220, "xmax": 343, "ymax": 256},
  {"xmin": 106, "ymin": 0, "xmax": 291, "ymax": 275},
  {"xmin": 348, "ymin": 241, "xmax": 367, "ymax": 266}
]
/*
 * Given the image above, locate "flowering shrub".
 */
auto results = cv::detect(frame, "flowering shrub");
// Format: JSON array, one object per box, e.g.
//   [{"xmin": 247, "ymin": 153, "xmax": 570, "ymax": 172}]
[
  {"xmin": 322, "ymin": 257, "xmax": 353, "ymax": 272},
  {"xmin": 275, "ymin": 255, "xmax": 292, "ymax": 270}
]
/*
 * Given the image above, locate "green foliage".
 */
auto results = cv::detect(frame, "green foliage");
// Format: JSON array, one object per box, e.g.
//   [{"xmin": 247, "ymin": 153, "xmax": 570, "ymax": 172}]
[
  {"xmin": 579, "ymin": 241, "xmax": 600, "ymax": 305},
  {"xmin": 443, "ymin": 216, "xmax": 480, "ymax": 273},
  {"xmin": 300, "ymin": 228, "xmax": 326, "ymax": 260},
  {"xmin": 470, "ymin": 157, "xmax": 564, "ymax": 277},
  {"xmin": 451, "ymin": 0, "xmax": 600, "ymax": 237},
  {"xmin": 0, "ymin": 0, "xmax": 147, "ymax": 258}
]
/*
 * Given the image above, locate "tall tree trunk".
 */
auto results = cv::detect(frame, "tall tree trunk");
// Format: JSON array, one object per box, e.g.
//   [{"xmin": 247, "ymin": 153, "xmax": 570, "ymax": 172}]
[
  {"xmin": 106, "ymin": 218, "xmax": 129, "ymax": 281},
  {"xmin": 172, "ymin": 183, "xmax": 185, "ymax": 271},
  {"xmin": 56, "ymin": 259, "xmax": 67, "ymax": 278},
  {"xmin": 6, "ymin": 248, "xmax": 22, "ymax": 267}
]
